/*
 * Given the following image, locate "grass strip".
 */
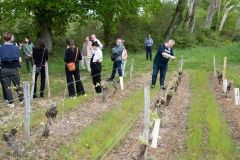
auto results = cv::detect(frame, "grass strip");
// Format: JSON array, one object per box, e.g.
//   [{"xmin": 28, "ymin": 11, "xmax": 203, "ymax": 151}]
[
  {"xmin": 181, "ymin": 71, "xmax": 238, "ymax": 159},
  {"xmin": 227, "ymin": 70, "xmax": 240, "ymax": 88},
  {"xmin": 54, "ymin": 86, "xmax": 160, "ymax": 160}
]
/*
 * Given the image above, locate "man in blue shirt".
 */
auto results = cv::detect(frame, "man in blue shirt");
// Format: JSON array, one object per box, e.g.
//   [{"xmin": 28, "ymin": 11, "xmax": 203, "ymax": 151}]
[
  {"xmin": 144, "ymin": 34, "xmax": 154, "ymax": 61},
  {"xmin": 151, "ymin": 39, "xmax": 176, "ymax": 90}
]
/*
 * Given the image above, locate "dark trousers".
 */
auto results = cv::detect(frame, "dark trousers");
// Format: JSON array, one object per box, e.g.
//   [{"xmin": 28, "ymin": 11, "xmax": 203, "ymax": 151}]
[
  {"xmin": 110, "ymin": 61, "xmax": 122, "ymax": 80},
  {"xmin": 91, "ymin": 62, "xmax": 102, "ymax": 93},
  {"xmin": 0, "ymin": 69, "xmax": 8, "ymax": 100},
  {"xmin": 26, "ymin": 58, "xmax": 34, "ymax": 73},
  {"xmin": 146, "ymin": 46, "xmax": 152, "ymax": 60},
  {"xmin": 151, "ymin": 63, "xmax": 168, "ymax": 87},
  {"xmin": 34, "ymin": 67, "xmax": 45, "ymax": 98},
  {"xmin": 65, "ymin": 65, "xmax": 85, "ymax": 97},
  {"xmin": 0, "ymin": 68, "xmax": 24, "ymax": 104}
]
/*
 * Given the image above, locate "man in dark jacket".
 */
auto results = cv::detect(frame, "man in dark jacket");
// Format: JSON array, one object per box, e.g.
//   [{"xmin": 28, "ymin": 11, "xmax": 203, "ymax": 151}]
[{"xmin": 151, "ymin": 39, "xmax": 176, "ymax": 90}]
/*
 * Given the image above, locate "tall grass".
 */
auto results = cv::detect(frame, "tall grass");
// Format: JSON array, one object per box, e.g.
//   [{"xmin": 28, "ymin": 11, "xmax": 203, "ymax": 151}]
[{"xmin": 181, "ymin": 71, "xmax": 238, "ymax": 159}]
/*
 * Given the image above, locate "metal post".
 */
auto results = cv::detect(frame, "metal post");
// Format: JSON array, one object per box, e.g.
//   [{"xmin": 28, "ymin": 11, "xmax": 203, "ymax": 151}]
[
  {"xmin": 130, "ymin": 58, "xmax": 134, "ymax": 85},
  {"xmin": 31, "ymin": 65, "xmax": 36, "ymax": 101},
  {"xmin": 143, "ymin": 86, "xmax": 150, "ymax": 159},
  {"xmin": 45, "ymin": 62, "xmax": 50, "ymax": 98},
  {"xmin": 23, "ymin": 81, "xmax": 30, "ymax": 147},
  {"xmin": 213, "ymin": 54, "xmax": 216, "ymax": 77}
]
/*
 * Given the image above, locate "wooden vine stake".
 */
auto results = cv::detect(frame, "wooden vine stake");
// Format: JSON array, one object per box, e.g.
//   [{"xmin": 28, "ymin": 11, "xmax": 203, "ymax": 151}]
[
  {"xmin": 45, "ymin": 62, "xmax": 50, "ymax": 98},
  {"xmin": 42, "ymin": 103, "xmax": 58, "ymax": 137},
  {"xmin": 3, "ymin": 127, "xmax": 22, "ymax": 156},
  {"xmin": 23, "ymin": 81, "xmax": 31, "ymax": 147},
  {"xmin": 222, "ymin": 57, "xmax": 227, "ymax": 92}
]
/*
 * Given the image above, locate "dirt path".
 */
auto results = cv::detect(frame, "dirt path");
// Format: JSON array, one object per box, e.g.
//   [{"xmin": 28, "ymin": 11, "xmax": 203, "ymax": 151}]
[
  {"xmin": 208, "ymin": 74, "xmax": 240, "ymax": 151},
  {"xmin": 107, "ymin": 73, "xmax": 190, "ymax": 160},
  {"xmin": 0, "ymin": 73, "xmax": 152, "ymax": 159}
]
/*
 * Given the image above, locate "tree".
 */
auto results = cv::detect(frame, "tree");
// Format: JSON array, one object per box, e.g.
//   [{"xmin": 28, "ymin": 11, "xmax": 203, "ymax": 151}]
[
  {"xmin": 184, "ymin": 0, "xmax": 201, "ymax": 33},
  {"xmin": 205, "ymin": 0, "xmax": 216, "ymax": 29},
  {"xmin": 0, "ymin": 0, "xmax": 90, "ymax": 51},
  {"xmin": 219, "ymin": 0, "xmax": 234, "ymax": 31},
  {"xmin": 164, "ymin": 0, "xmax": 187, "ymax": 41}
]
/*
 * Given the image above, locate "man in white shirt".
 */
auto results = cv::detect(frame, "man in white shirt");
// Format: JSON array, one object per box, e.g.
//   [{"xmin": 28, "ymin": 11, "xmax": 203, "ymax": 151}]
[{"xmin": 90, "ymin": 34, "xmax": 103, "ymax": 55}]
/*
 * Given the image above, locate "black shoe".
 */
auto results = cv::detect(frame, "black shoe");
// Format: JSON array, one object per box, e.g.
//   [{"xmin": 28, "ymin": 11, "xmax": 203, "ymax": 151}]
[
  {"xmin": 40, "ymin": 95, "xmax": 44, "ymax": 98},
  {"xmin": 161, "ymin": 86, "xmax": 166, "ymax": 90},
  {"xmin": 106, "ymin": 79, "xmax": 113, "ymax": 82}
]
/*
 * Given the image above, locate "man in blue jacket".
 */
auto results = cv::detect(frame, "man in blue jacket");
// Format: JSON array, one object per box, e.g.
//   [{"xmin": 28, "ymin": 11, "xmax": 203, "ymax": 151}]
[
  {"xmin": 151, "ymin": 39, "xmax": 176, "ymax": 90},
  {"xmin": 144, "ymin": 34, "xmax": 154, "ymax": 61}
]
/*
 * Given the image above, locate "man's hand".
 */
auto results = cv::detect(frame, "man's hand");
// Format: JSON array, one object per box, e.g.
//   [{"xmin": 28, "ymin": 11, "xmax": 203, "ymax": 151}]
[{"xmin": 170, "ymin": 56, "xmax": 176, "ymax": 60}]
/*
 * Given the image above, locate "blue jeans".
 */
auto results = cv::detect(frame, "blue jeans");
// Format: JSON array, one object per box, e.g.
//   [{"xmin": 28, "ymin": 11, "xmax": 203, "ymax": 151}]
[
  {"xmin": 151, "ymin": 63, "xmax": 168, "ymax": 86},
  {"xmin": 146, "ymin": 46, "xmax": 152, "ymax": 60},
  {"xmin": 121, "ymin": 61, "xmax": 127, "ymax": 77},
  {"xmin": 110, "ymin": 61, "xmax": 122, "ymax": 80}
]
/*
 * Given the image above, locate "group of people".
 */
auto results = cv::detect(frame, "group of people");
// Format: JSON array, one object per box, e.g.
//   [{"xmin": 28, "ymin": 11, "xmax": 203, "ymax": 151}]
[
  {"xmin": 64, "ymin": 34, "xmax": 128, "ymax": 97},
  {"xmin": 0, "ymin": 30, "xmax": 175, "ymax": 108},
  {"xmin": 0, "ymin": 32, "xmax": 48, "ymax": 107}
]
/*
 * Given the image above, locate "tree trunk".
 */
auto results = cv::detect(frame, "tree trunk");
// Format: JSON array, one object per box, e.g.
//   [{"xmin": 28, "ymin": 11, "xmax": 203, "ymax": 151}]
[
  {"xmin": 164, "ymin": 0, "xmax": 187, "ymax": 41},
  {"xmin": 103, "ymin": 22, "xmax": 112, "ymax": 49},
  {"xmin": 189, "ymin": 0, "xmax": 199, "ymax": 33},
  {"xmin": 205, "ymin": 0, "xmax": 216, "ymax": 29},
  {"xmin": 41, "ymin": 21, "xmax": 52, "ymax": 51},
  {"xmin": 219, "ymin": 5, "xmax": 234, "ymax": 31},
  {"xmin": 190, "ymin": 11, "xmax": 196, "ymax": 33},
  {"xmin": 184, "ymin": 0, "xmax": 195, "ymax": 30},
  {"xmin": 231, "ymin": 12, "xmax": 240, "ymax": 42}
]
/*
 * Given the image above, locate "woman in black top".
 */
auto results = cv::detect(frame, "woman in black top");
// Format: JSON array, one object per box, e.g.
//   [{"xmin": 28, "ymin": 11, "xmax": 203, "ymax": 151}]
[
  {"xmin": 32, "ymin": 38, "xmax": 48, "ymax": 98},
  {"xmin": 64, "ymin": 38, "xmax": 85, "ymax": 98}
]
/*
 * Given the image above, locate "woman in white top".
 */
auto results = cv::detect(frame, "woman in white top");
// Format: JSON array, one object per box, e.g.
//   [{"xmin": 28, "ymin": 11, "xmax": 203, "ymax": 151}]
[{"xmin": 91, "ymin": 41, "xmax": 103, "ymax": 94}]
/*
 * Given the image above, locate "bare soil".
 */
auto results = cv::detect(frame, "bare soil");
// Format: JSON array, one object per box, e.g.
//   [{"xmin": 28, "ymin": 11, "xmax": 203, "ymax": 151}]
[
  {"xmin": 0, "ymin": 73, "xmax": 152, "ymax": 159},
  {"xmin": 107, "ymin": 73, "xmax": 190, "ymax": 160}
]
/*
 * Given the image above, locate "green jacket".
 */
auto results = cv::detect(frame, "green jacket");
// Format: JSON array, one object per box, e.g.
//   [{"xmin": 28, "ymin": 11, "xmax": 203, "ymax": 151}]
[
  {"xmin": 111, "ymin": 45, "xmax": 123, "ymax": 61},
  {"xmin": 23, "ymin": 43, "xmax": 34, "ymax": 59}
]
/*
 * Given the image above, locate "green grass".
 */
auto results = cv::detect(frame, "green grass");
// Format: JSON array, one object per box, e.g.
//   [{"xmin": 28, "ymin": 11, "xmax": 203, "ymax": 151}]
[
  {"xmin": 54, "ymin": 85, "xmax": 160, "ymax": 160},
  {"xmin": 181, "ymin": 71, "xmax": 239, "ymax": 159}
]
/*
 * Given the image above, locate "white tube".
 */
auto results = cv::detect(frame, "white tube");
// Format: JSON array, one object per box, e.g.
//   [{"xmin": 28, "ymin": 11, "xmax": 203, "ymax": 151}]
[
  {"xmin": 223, "ymin": 79, "xmax": 227, "ymax": 93},
  {"xmin": 119, "ymin": 76, "xmax": 123, "ymax": 90},
  {"xmin": 235, "ymin": 88, "xmax": 239, "ymax": 105},
  {"xmin": 150, "ymin": 119, "xmax": 160, "ymax": 148}
]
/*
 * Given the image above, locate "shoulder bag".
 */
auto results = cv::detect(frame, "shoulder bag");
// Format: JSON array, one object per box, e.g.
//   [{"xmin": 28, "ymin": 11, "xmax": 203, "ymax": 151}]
[{"xmin": 67, "ymin": 48, "xmax": 78, "ymax": 71}]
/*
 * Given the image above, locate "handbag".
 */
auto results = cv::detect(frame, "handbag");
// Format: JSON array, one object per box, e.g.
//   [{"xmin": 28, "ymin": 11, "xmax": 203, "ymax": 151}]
[
  {"xmin": 67, "ymin": 48, "xmax": 78, "ymax": 71},
  {"xmin": 111, "ymin": 52, "xmax": 119, "ymax": 61}
]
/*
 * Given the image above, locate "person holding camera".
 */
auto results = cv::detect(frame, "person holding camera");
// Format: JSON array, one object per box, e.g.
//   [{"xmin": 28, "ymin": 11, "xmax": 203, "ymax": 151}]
[{"xmin": 106, "ymin": 38, "xmax": 123, "ymax": 82}]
